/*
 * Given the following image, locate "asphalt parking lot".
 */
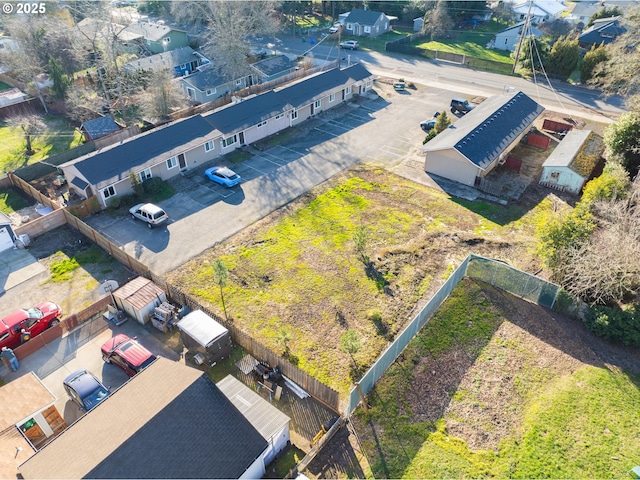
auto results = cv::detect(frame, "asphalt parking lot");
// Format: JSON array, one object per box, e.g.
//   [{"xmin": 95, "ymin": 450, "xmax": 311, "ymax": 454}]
[
  {"xmin": 0, "ymin": 315, "xmax": 180, "ymax": 426},
  {"xmin": 83, "ymin": 83, "xmax": 450, "ymax": 276}
]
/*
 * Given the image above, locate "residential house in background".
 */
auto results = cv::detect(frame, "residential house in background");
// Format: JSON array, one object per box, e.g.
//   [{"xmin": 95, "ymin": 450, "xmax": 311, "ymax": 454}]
[
  {"xmin": 422, "ymin": 91, "xmax": 545, "ymax": 187},
  {"xmin": 250, "ymin": 54, "xmax": 297, "ymax": 83},
  {"xmin": 181, "ymin": 64, "xmax": 252, "ymax": 104},
  {"xmin": 61, "ymin": 64, "xmax": 374, "ymax": 208},
  {"xmin": 511, "ymin": 0, "xmax": 566, "ymax": 24},
  {"xmin": 123, "ymin": 47, "xmax": 209, "ymax": 77},
  {"xmin": 566, "ymin": 1, "xmax": 627, "ymax": 25},
  {"xmin": 539, "ymin": 129, "xmax": 604, "ymax": 194},
  {"xmin": 578, "ymin": 16, "xmax": 626, "ymax": 48},
  {"xmin": 119, "ymin": 22, "xmax": 189, "ymax": 54},
  {"xmin": 343, "ymin": 9, "xmax": 393, "ymax": 37},
  {"xmin": 0, "ymin": 87, "xmax": 27, "ymax": 107},
  {"xmin": 80, "ymin": 116, "xmax": 121, "ymax": 142},
  {"xmin": 490, "ymin": 21, "xmax": 544, "ymax": 51},
  {"xmin": 18, "ymin": 359, "xmax": 287, "ymax": 479}
]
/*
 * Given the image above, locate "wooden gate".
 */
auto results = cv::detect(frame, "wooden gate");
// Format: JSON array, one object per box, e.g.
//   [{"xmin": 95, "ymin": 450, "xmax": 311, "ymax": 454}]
[{"xmin": 504, "ymin": 155, "xmax": 522, "ymax": 172}]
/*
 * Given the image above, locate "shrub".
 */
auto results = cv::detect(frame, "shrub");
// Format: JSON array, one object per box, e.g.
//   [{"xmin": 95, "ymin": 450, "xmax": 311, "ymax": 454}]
[
  {"xmin": 583, "ymin": 304, "xmax": 640, "ymax": 346},
  {"xmin": 581, "ymin": 161, "xmax": 629, "ymax": 205}
]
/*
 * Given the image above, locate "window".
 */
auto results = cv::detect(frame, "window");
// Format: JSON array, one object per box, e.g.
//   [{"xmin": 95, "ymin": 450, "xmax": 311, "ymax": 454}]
[
  {"xmin": 102, "ymin": 185, "xmax": 116, "ymax": 200},
  {"xmin": 167, "ymin": 157, "xmax": 178, "ymax": 169},
  {"xmin": 235, "ymin": 79, "xmax": 243, "ymax": 87},
  {"xmin": 180, "ymin": 63, "xmax": 185, "ymax": 69},
  {"xmin": 550, "ymin": 171, "xmax": 560, "ymax": 179},
  {"xmin": 138, "ymin": 168, "xmax": 152, "ymax": 182},
  {"xmin": 346, "ymin": 23, "xmax": 353, "ymax": 31},
  {"xmin": 222, "ymin": 135, "xmax": 237, "ymax": 148},
  {"xmin": 364, "ymin": 26, "xmax": 371, "ymax": 33},
  {"xmin": 314, "ymin": 100, "xmax": 321, "ymax": 109},
  {"xmin": 345, "ymin": 86, "xmax": 352, "ymax": 95},
  {"xmin": 329, "ymin": 93, "xmax": 335, "ymax": 103},
  {"xmin": 204, "ymin": 140, "xmax": 214, "ymax": 152},
  {"xmin": 163, "ymin": 37, "xmax": 171, "ymax": 44},
  {"xmin": 206, "ymin": 88, "xmax": 216, "ymax": 96},
  {"xmin": 291, "ymin": 109, "xmax": 298, "ymax": 120},
  {"xmin": 275, "ymin": 113, "xmax": 284, "ymax": 120},
  {"xmin": 257, "ymin": 120, "xmax": 267, "ymax": 128}
]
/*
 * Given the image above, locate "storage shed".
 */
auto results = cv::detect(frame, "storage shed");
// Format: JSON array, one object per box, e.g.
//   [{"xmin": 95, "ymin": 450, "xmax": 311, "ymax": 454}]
[
  {"xmin": 113, "ymin": 277, "xmax": 166, "ymax": 325},
  {"xmin": 176, "ymin": 310, "xmax": 232, "ymax": 366},
  {"xmin": 0, "ymin": 212, "xmax": 16, "ymax": 252},
  {"xmin": 539, "ymin": 130, "xmax": 604, "ymax": 194}
]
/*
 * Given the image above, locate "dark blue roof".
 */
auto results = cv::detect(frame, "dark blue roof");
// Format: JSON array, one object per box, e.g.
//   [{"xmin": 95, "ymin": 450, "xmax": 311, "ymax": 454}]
[
  {"xmin": 424, "ymin": 91, "xmax": 544, "ymax": 170},
  {"xmin": 71, "ymin": 177, "xmax": 89, "ymax": 191},
  {"xmin": 72, "ymin": 115, "xmax": 218, "ymax": 185},
  {"xmin": 579, "ymin": 17, "xmax": 625, "ymax": 45},
  {"xmin": 251, "ymin": 54, "xmax": 294, "ymax": 77},
  {"xmin": 182, "ymin": 65, "xmax": 226, "ymax": 91},
  {"xmin": 81, "ymin": 116, "xmax": 120, "ymax": 140},
  {"xmin": 345, "ymin": 8, "xmax": 385, "ymax": 25},
  {"xmin": 205, "ymin": 63, "xmax": 373, "ymax": 133}
]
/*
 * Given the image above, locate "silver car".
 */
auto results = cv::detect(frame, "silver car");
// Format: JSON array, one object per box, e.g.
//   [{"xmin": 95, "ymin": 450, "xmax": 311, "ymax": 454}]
[{"xmin": 129, "ymin": 203, "xmax": 168, "ymax": 229}]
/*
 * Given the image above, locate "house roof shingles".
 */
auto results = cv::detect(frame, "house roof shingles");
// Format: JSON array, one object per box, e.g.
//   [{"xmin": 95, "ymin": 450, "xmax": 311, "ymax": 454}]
[
  {"xmin": 121, "ymin": 22, "xmax": 185, "ymax": 43},
  {"xmin": 125, "ymin": 46, "xmax": 197, "ymax": 73},
  {"xmin": 65, "ymin": 115, "xmax": 221, "ymax": 188},
  {"xmin": 18, "ymin": 358, "xmax": 268, "ymax": 479},
  {"xmin": 251, "ymin": 54, "xmax": 295, "ymax": 77},
  {"xmin": 423, "ymin": 91, "xmax": 544, "ymax": 170},
  {"xmin": 345, "ymin": 8, "xmax": 385, "ymax": 25},
  {"xmin": 579, "ymin": 16, "xmax": 626, "ymax": 45},
  {"xmin": 113, "ymin": 276, "xmax": 165, "ymax": 312},
  {"xmin": 80, "ymin": 116, "xmax": 120, "ymax": 140},
  {"xmin": 182, "ymin": 64, "xmax": 227, "ymax": 92}
]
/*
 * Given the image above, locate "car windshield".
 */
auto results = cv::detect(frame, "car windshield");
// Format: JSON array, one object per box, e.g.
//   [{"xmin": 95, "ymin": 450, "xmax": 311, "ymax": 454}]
[
  {"xmin": 23, "ymin": 308, "xmax": 43, "ymax": 319},
  {"xmin": 138, "ymin": 355, "xmax": 157, "ymax": 372},
  {"xmin": 152, "ymin": 211, "xmax": 166, "ymax": 220},
  {"xmin": 82, "ymin": 386, "xmax": 109, "ymax": 410}
]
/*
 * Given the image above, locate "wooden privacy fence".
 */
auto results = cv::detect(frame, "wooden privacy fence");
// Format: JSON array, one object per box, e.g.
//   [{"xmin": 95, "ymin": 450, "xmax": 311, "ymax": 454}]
[
  {"xmin": 149, "ymin": 272, "xmax": 342, "ymax": 413},
  {"xmin": 542, "ymin": 118, "xmax": 573, "ymax": 133},
  {"xmin": 8, "ymin": 172, "xmax": 61, "ymax": 211}
]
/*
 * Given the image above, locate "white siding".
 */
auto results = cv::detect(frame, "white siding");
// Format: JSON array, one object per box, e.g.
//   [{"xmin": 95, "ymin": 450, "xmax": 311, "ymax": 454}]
[{"xmin": 425, "ymin": 150, "xmax": 480, "ymax": 186}]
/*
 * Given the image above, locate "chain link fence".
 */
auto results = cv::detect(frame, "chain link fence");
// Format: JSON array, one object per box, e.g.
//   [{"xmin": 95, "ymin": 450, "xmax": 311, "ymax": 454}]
[{"xmin": 347, "ymin": 254, "xmax": 561, "ymax": 415}]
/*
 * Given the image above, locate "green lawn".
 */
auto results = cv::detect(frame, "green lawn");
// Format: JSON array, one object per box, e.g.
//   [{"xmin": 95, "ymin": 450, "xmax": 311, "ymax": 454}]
[
  {"xmin": 0, "ymin": 115, "xmax": 83, "ymax": 173},
  {"xmin": 0, "ymin": 187, "xmax": 32, "ymax": 214},
  {"xmin": 353, "ymin": 279, "xmax": 640, "ymax": 478},
  {"xmin": 167, "ymin": 168, "xmax": 550, "ymax": 396}
]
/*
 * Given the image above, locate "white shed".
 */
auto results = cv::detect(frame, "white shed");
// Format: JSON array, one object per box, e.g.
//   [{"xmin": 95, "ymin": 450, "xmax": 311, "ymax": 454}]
[
  {"xmin": 113, "ymin": 277, "xmax": 166, "ymax": 324},
  {"xmin": 0, "ymin": 212, "xmax": 16, "ymax": 252},
  {"xmin": 217, "ymin": 375, "xmax": 291, "ymax": 466},
  {"xmin": 539, "ymin": 130, "xmax": 604, "ymax": 194},
  {"xmin": 176, "ymin": 310, "xmax": 232, "ymax": 365}
]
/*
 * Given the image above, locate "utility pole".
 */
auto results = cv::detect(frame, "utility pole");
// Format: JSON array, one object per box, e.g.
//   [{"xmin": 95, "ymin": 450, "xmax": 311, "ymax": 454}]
[{"xmin": 512, "ymin": 0, "xmax": 533, "ymax": 74}]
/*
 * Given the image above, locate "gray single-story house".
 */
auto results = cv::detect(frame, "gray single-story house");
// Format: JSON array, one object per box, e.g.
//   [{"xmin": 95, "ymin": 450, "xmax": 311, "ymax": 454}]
[
  {"xmin": 118, "ymin": 22, "xmax": 189, "ymax": 54},
  {"xmin": 0, "ymin": 212, "xmax": 16, "ymax": 252},
  {"xmin": 491, "ymin": 21, "xmax": 544, "ymax": 51},
  {"xmin": 80, "ymin": 116, "xmax": 121, "ymax": 142},
  {"xmin": 539, "ymin": 129, "xmax": 604, "ymax": 194},
  {"xmin": 18, "ymin": 358, "xmax": 287, "ymax": 479},
  {"xmin": 511, "ymin": 0, "xmax": 566, "ymax": 25},
  {"xmin": 181, "ymin": 64, "xmax": 252, "ymax": 104},
  {"xmin": 578, "ymin": 16, "xmax": 626, "ymax": 49},
  {"xmin": 343, "ymin": 9, "xmax": 392, "ymax": 37},
  {"xmin": 61, "ymin": 64, "xmax": 375, "ymax": 208},
  {"xmin": 422, "ymin": 91, "xmax": 544, "ymax": 187}
]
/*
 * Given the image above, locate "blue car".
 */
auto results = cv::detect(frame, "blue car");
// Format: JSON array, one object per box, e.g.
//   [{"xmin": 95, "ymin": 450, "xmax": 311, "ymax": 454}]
[
  {"xmin": 63, "ymin": 369, "xmax": 110, "ymax": 411},
  {"xmin": 204, "ymin": 166, "xmax": 242, "ymax": 187}
]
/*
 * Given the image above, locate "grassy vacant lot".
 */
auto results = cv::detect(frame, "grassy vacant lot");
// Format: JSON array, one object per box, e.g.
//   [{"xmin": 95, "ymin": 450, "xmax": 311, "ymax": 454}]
[
  {"xmin": 414, "ymin": 20, "xmax": 513, "ymax": 64},
  {"xmin": 351, "ymin": 278, "xmax": 640, "ymax": 478},
  {"xmin": 167, "ymin": 167, "xmax": 551, "ymax": 395},
  {"xmin": 0, "ymin": 115, "xmax": 83, "ymax": 173}
]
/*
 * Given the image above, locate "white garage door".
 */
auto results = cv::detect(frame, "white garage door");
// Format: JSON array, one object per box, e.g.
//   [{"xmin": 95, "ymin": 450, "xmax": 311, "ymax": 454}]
[{"xmin": 0, "ymin": 227, "xmax": 14, "ymax": 252}]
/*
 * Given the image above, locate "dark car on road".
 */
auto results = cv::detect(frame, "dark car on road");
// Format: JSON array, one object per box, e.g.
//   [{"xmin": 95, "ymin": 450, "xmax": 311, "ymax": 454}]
[
  {"xmin": 63, "ymin": 369, "xmax": 110, "ymax": 411},
  {"xmin": 0, "ymin": 302, "xmax": 63, "ymax": 350},
  {"xmin": 450, "ymin": 98, "xmax": 475, "ymax": 115},
  {"xmin": 420, "ymin": 112, "xmax": 441, "ymax": 132},
  {"xmin": 101, "ymin": 334, "xmax": 157, "ymax": 377}
]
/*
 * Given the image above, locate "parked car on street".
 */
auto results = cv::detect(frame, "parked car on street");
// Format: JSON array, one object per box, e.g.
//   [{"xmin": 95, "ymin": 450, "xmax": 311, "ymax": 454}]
[
  {"xmin": 204, "ymin": 166, "xmax": 242, "ymax": 187},
  {"xmin": 129, "ymin": 203, "xmax": 168, "ymax": 229},
  {"xmin": 0, "ymin": 302, "xmax": 63, "ymax": 350},
  {"xmin": 101, "ymin": 334, "xmax": 157, "ymax": 377},
  {"xmin": 450, "ymin": 98, "xmax": 475, "ymax": 115},
  {"xmin": 340, "ymin": 40, "xmax": 359, "ymax": 50},
  {"xmin": 420, "ymin": 112, "xmax": 441, "ymax": 132},
  {"xmin": 329, "ymin": 23, "xmax": 342, "ymax": 34},
  {"xmin": 63, "ymin": 369, "xmax": 110, "ymax": 411}
]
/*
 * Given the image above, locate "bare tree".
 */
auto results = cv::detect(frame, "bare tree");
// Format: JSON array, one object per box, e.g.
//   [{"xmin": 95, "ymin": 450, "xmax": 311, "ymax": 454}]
[
  {"xmin": 171, "ymin": 0, "xmax": 281, "ymax": 82},
  {"xmin": 139, "ymin": 69, "xmax": 189, "ymax": 121},
  {"xmin": 422, "ymin": 0, "xmax": 453, "ymax": 41},
  {"xmin": 6, "ymin": 115, "xmax": 46, "ymax": 157},
  {"xmin": 556, "ymin": 188, "xmax": 640, "ymax": 304}
]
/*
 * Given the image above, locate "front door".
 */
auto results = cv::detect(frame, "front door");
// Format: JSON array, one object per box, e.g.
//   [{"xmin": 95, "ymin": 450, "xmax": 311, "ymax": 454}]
[
  {"xmin": 239, "ymin": 132, "xmax": 245, "ymax": 145},
  {"xmin": 178, "ymin": 153, "xmax": 186, "ymax": 169}
]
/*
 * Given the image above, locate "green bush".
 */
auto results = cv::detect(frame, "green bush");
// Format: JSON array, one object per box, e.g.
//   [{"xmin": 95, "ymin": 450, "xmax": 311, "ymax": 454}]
[{"xmin": 583, "ymin": 304, "xmax": 640, "ymax": 346}]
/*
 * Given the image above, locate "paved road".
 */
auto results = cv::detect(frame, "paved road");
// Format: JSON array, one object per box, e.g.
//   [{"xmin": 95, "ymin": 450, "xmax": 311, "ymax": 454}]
[{"xmin": 267, "ymin": 34, "xmax": 626, "ymax": 123}]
